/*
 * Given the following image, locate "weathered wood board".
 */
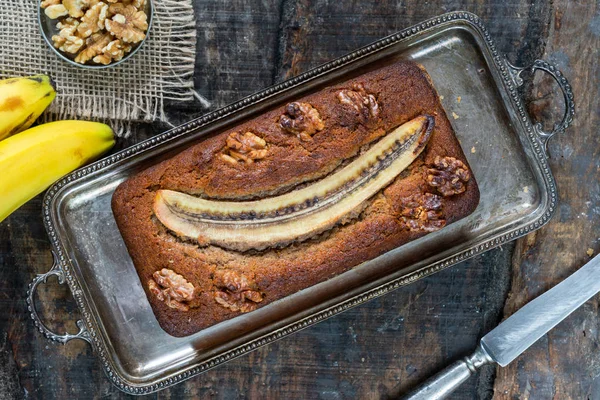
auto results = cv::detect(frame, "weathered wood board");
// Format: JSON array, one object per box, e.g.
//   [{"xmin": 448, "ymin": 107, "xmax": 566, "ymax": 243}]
[{"xmin": 0, "ymin": 1, "xmax": 597, "ymax": 398}]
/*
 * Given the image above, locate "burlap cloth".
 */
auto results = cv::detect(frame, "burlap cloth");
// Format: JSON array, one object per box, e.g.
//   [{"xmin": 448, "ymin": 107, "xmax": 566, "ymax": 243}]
[{"xmin": 0, "ymin": 0, "xmax": 209, "ymax": 136}]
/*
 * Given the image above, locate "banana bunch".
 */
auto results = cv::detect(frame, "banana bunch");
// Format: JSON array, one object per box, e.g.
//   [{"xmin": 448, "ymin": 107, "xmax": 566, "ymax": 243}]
[{"xmin": 0, "ymin": 75, "xmax": 115, "ymax": 223}]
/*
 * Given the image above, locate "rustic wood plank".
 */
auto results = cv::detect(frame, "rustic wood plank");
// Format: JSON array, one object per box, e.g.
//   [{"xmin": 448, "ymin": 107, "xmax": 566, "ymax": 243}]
[
  {"xmin": 493, "ymin": 0, "xmax": 600, "ymax": 398},
  {"xmin": 274, "ymin": 0, "xmax": 538, "ymax": 83},
  {"xmin": 193, "ymin": 1, "xmax": 284, "ymax": 106},
  {"xmin": 1, "ymin": 0, "xmax": 588, "ymax": 398}
]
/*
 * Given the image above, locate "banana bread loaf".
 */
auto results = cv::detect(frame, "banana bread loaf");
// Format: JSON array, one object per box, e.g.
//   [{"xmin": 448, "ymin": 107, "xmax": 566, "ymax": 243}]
[{"xmin": 112, "ymin": 61, "xmax": 479, "ymax": 337}]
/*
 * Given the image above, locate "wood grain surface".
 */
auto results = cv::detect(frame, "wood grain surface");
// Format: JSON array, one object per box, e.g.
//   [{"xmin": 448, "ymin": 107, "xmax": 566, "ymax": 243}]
[{"xmin": 0, "ymin": 1, "xmax": 598, "ymax": 399}]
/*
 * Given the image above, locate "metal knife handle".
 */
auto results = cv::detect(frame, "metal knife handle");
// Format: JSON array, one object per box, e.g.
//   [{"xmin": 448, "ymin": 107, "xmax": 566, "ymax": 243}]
[{"xmin": 403, "ymin": 344, "xmax": 493, "ymax": 400}]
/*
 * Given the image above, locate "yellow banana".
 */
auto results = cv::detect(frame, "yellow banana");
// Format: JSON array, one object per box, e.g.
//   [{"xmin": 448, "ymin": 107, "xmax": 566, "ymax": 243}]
[
  {"xmin": 0, "ymin": 120, "xmax": 115, "ymax": 222},
  {"xmin": 0, "ymin": 75, "xmax": 56, "ymax": 141}
]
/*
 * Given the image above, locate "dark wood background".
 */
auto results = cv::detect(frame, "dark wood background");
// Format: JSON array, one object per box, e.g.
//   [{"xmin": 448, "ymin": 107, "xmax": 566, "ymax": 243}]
[{"xmin": 1, "ymin": 0, "xmax": 598, "ymax": 398}]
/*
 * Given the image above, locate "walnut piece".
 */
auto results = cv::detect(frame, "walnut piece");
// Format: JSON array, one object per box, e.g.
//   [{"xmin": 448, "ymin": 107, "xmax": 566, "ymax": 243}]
[
  {"xmin": 93, "ymin": 39, "xmax": 130, "ymax": 64},
  {"xmin": 56, "ymin": 16, "xmax": 80, "ymax": 32},
  {"xmin": 74, "ymin": 32, "xmax": 112, "ymax": 64},
  {"xmin": 220, "ymin": 131, "xmax": 268, "ymax": 165},
  {"xmin": 92, "ymin": 54, "xmax": 112, "ymax": 65},
  {"xmin": 279, "ymin": 102, "xmax": 325, "ymax": 141},
  {"xmin": 53, "ymin": 34, "xmax": 84, "ymax": 53},
  {"xmin": 398, "ymin": 193, "xmax": 446, "ymax": 232},
  {"xmin": 77, "ymin": 2, "xmax": 108, "ymax": 38},
  {"xmin": 213, "ymin": 270, "xmax": 264, "ymax": 313},
  {"xmin": 337, "ymin": 83, "xmax": 380, "ymax": 122},
  {"xmin": 45, "ymin": 4, "xmax": 69, "ymax": 19},
  {"xmin": 105, "ymin": 4, "xmax": 147, "ymax": 43},
  {"xmin": 124, "ymin": 0, "xmax": 145, "ymax": 10},
  {"xmin": 63, "ymin": 0, "xmax": 87, "ymax": 18},
  {"xmin": 148, "ymin": 268, "xmax": 195, "ymax": 312},
  {"xmin": 426, "ymin": 156, "xmax": 471, "ymax": 197},
  {"xmin": 51, "ymin": 18, "xmax": 84, "ymax": 53},
  {"xmin": 41, "ymin": 0, "xmax": 61, "ymax": 8}
]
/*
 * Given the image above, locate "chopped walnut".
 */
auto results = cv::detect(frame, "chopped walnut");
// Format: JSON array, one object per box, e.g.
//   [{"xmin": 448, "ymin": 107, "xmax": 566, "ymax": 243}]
[
  {"xmin": 398, "ymin": 193, "xmax": 446, "ymax": 232},
  {"xmin": 62, "ymin": 0, "xmax": 87, "ymax": 18},
  {"xmin": 41, "ymin": 0, "xmax": 61, "ymax": 8},
  {"xmin": 107, "ymin": 2, "xmax": 125, "ymax": 15},
  {"xmin": 51, "ymin": 18, "xmax": 84, "ymax": 53},
  {"xmin": 337, "ymin": 83, "xmax": 380, "ymax": 122},
  {"xmin": 92, "ymin": 54, "xmax": 112, "ymax": 65},
  {"xmin": 213, "ymin": 270, "xmax": 264, "ymax": 313},
  {"xmin": 426, "ymin": 156, "xmax": 471, "ymax": 197},
  {"xmin": 56, "ymin": 16, "xmax": 80, "ymax": 31},
  {"xmin": 93, "ymin": 39, "xmax": 130, "ymax": 64},
  {"xmin": 45, "ymin": 4, "xmax": 69, "ymax": 19},
  {"xmin": 124, "ymin": 0, "xmax": 145, "ymax": 9},
  {"xmin": 53, "ymin": 33, "xmax": 84, "ymax": 53},
  {"xmin": 74, "ymin": 32, "xmax": 112, "ymax": 64},
  {"xmin": 148, "ymin": 268, "xmax": 195, "ymax": 312},
  {"xmin": 105, "ymin": 39, "xmax": 130, "ymax": 59},
  {"xmin": 279, "ymin": 102, "xmax": 325, "ymax": 141},
  {"xmin": 52, "ymin": 19, "xmax": 76, "ymax": 47},
  {"xmin": 77, "ymin": 2, "xmax": 108, "ymax": 38},
  {"xmin": 105, "ymin": 4, "xmax": 147, "ymax": 43},
  {"xmin": 220, "ymin": 131, "xmax": 269, "ymax": 165}
]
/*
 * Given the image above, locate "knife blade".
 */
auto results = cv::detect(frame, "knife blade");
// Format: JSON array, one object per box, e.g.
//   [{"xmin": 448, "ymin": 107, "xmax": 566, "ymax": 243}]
[{"xmin": 404, "ymin": 253, "xmax": 600, "ymax": 400}]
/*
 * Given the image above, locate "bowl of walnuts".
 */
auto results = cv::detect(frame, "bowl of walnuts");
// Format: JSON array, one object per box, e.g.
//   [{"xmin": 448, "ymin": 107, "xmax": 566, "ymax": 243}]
[{"xmin": 38, "ymin": 0, "xmax": 152, "ymax": 68}]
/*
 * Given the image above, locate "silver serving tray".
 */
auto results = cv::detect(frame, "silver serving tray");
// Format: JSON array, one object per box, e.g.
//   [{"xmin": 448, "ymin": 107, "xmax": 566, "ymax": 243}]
[{"xmin": 27, "ymin": 11, "xmax": 574, "ymax": 395}]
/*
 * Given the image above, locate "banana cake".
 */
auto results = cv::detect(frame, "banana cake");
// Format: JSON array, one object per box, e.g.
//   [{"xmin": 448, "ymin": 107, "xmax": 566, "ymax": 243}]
[{"xmin": 111, "ymin": 61, "xmax": 480, "ymax": 337}]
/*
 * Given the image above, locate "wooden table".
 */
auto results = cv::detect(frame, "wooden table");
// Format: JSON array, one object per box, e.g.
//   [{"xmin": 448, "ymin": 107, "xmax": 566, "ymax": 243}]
[{"xmin": 1, "ymin": 1, "xmax": 598, "ymax": 398}]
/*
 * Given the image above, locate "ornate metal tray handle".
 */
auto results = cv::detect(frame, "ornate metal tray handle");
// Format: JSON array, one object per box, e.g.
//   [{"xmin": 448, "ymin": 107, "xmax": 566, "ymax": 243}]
[
  {"xmin": 26, "ymin": 253, "xmax": 92, "ymax": 345},
  {"xmin": 506, "ymin": 59, "xmax": 575, "ymax": 157}
]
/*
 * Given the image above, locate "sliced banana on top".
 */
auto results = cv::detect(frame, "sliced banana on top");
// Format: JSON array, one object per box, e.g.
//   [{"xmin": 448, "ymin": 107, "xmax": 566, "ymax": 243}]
[{"xmin": 154, "ymin": 115, "xmax": 434, "ymax": 252}]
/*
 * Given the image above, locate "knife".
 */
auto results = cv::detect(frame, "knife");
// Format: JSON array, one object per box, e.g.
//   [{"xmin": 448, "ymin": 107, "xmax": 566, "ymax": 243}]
[{"xmin": 404, "ymin": 253, "xmax": 600, "ymax": 400}]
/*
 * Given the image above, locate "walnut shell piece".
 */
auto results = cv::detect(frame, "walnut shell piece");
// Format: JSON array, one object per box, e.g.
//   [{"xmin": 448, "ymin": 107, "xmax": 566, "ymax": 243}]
[
  {"xmin": 337, "ymin": 83, "xmax": 380, "ymax": 122},
  {"xmin": 148, "ymin": 268, "xmax": 196, "ymax": 312},
  {"xmin": 426, "ymin": 156, "xmax": 471, "ymax": 196},
  {"xmin": 279, "ymin": 102, "xmax": 325, "ymax": 141},
  {"xmin": 105, "ymin": 4, "xmax": 147, "ymax": 44},
  {"xmin": 213, "ymin": 270, "xmax": 264, "ymax": 313},
  {"xmin": 398, "ymin": 193, "xmax": 446, "ymax": 232},
  {"xmin": 220, "ymin": 131, "xmax": 268, "ymax": 165}
]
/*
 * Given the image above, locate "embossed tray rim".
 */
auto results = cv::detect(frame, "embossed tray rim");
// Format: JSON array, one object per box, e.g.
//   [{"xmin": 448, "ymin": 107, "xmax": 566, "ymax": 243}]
[{"xmin": 28, "ymin": 11, "xmax": 574, "ymax": 395}]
